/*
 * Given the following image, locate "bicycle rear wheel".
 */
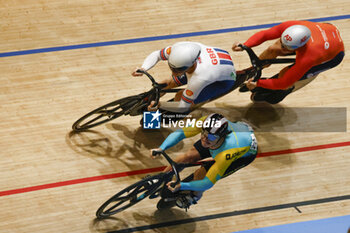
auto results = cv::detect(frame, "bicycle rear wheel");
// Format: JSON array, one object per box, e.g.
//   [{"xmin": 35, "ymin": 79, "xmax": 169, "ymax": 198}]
[
  {"xmin": 72, "ymin": 95, "xmax": 142, "ymax": 132},
  {"xmin": 96, "ymin": 173, "xmax": 164, "ymax": 219}
]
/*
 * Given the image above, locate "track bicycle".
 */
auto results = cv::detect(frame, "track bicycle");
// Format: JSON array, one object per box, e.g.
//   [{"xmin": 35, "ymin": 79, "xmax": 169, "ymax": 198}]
[
  {"xmin": 96, "ymin": 150, "xmax": 212, "ymax": 219},
  {"xmin": 72, "ymin": 45, "xmax": 295, "ymax": 131}
]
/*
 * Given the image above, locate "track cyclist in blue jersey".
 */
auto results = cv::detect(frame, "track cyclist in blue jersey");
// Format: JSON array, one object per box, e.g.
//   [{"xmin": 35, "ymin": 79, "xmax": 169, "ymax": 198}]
[
  {"xmin": 151, "ymin": 113, "xmax": 258, "ymax": 210},
  {"xmin": 132, "ymin": 42, "xmax": 236, "ymax": 114}
]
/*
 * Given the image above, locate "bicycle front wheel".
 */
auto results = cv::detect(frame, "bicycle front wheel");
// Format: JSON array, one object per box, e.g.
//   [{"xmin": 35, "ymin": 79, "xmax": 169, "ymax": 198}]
[
  {"xmin": 96, "ymin": 173, "xmax": 164, "ymax": 219},
  {"xmin": 72, "ymin": 96, "xmax": 142, "ymax": 132}
]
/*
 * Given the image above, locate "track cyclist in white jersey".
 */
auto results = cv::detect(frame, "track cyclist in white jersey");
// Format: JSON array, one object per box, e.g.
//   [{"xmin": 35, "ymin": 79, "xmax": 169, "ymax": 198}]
[{"xmin": 132, "ymin": 42, "xmax": 237, "ymax": 114}]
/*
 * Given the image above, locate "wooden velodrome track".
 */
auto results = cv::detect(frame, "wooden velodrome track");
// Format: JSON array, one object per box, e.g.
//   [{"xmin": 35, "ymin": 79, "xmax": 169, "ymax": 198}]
[{"xmin": 0, "ymin": 1, "xmax": 349, "ymax": 232}]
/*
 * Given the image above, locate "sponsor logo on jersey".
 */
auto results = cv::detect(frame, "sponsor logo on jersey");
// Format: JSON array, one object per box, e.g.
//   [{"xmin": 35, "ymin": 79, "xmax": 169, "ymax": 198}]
[{"xmin": 186, "ymin": 89, "xmax": 193, "ymax": 96}]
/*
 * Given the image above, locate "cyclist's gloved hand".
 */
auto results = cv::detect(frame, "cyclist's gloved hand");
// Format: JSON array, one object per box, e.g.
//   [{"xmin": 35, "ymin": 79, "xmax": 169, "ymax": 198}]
[
  {"xmin": 245, "ymin": 78, "xmax": 257, "ymax": 90},
  {"xmin": 131, "ymin": 67, "xmax": 145, "ymax": 77},
  {"xmin": 232, "ymin": 42, "xmax": 244, "ymax": 52},
  {"xmin": 147, "ymin": 100, "xmax": 160, "ymax": 111},
  {"xmin": 166, "ymin": 181, "xmax": 181, "ymax": 193},
  {"xmin": 150, "ymin": 148, "xmax": 163, "ymax": 159}
]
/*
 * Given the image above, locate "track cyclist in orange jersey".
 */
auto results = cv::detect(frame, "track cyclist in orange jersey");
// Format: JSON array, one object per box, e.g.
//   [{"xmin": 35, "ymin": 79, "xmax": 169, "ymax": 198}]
[
  {"xmin": 232, "ymin": 20, "xmax": 344, "ymax": 104},
  {"xmin": 132, "ymin": 42, "xmax": 236, "ymax": 114},
  {"xmin": 150, "ymin": 113, "xmax": 258, "ymax": 210}
]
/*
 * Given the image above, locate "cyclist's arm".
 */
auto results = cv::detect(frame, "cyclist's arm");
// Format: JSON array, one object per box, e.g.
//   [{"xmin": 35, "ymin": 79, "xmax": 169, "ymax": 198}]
[
  {"xmin": 257, "ymin": 57, "xmax": 314, "ymax": 89},
  {"xmin": 244, "ymin": 27, "xmax": 282, "ymax": 47},
  {"xmin": 141, "ymin": 46, "xmax": 171, "ymax": 71},
  {"xmin": 159, "ymin": 116, "xmax": 205, "ymax": 150},
  {"xmin": 179, "ymin": 146, "xmax": 250, "ymax": 192},
  {"xmin": 244, "ymin": 22, "xmax": 296, "ymax": 47},
  {"xmin": 159, "ymin": 129, "xmax": 186, "ymax": 151}
]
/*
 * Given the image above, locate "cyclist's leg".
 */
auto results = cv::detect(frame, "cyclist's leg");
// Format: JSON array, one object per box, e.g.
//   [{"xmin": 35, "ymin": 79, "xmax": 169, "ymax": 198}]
[
  {"xmin": 162, "ymin": 76, "xmax": 234, "ymax": 115},
  {"xmin": 292, "ymin": 75, "xmax": 318, "ymax": 92},
  {"xmin": 174, "ymin": 168, "xmax": 206, "ymax": 209},
  {"xmin": 163, "ymin": 75, "xmax": 234, "ymax": 113},
  {"xmin": 177, "ymin": 138, "xmax": 258, "ymax": 208},
  {"xmin": 252, "ymin": 51, "xmax": 345, "ymax": 103},
  {"xmin": 170, "ymin": 165, "xmax": 207, "ymax": 209},
  {"xmin": 250, "ymin": 66, "xmax": 294, "ymax": 104},
  {"xmin": 193, "ymin": 80, "xmax": 235, "ymax": 104},
  {"xmin": 157, "ymin": 183, "xmax": 178, "ymax": 210},
  {"xmin": 184, "ymin": 151, "xmax": 256, "ymax": 208},
  {"xmin": 292, "ymin": 51, "xmax": 344, "ymax": 92},
  {"xmin": 221, "ymin": 150, "xmax": 257, "ymax": 178},
  {"xmin": 158, "ymin": 169, "xmax": 201, "ymax": 210},
  {"xmin": 174, "ymin": 162, "xmax": 217, "ymax": 209},
  {"xmin": 251, "ymin": 86, "xmax": 294, "ymax": 104},
  {"xmin": 221, "ymin": 130, "xmax": 258, "ymax": 179}
]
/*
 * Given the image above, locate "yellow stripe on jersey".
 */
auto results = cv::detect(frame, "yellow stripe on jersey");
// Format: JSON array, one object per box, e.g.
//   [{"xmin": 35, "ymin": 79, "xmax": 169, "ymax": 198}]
[{"xmin": 228, "ymin": 123, "xmax": 240, "ymax": 147}]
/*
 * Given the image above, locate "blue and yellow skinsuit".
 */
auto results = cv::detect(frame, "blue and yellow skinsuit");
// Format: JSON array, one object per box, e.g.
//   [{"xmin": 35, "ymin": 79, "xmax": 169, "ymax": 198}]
[{"xmin": 159, "ymin": 116, "xmax": 258, "ymax": 192}]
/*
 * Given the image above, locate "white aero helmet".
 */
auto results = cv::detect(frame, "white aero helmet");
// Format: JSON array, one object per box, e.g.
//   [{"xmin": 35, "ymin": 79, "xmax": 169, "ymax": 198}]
[
  {"xmin": 281, "ymin": 25, "xmax": 311, "ymax": 50},
  {"xmin": 168, "ymin": 42, "xmax": 201, "ymax": 73}
]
